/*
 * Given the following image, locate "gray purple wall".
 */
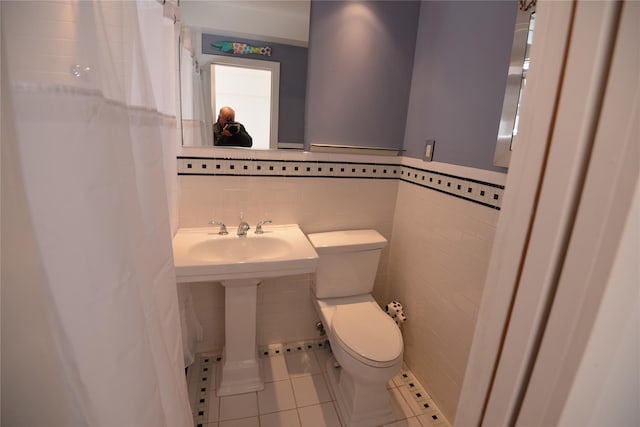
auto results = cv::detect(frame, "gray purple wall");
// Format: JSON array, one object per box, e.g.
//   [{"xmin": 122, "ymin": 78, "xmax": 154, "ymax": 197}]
[
  {"xmin": 306, "ymin": 0, "xmax": 516, "ymax": 172},
  {"xmin": 403, "ymin": 1, "xmax": 516, "ymax": 172},
  {"xmin": 305, "ymin": 1, "xmax": 420, "ymax": 150}
]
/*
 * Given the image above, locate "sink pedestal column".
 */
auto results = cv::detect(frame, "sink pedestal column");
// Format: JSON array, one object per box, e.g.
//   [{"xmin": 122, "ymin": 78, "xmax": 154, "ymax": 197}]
[{"xmin": 217, "ymin": 278, "xmax": 264, "ymax": 396}]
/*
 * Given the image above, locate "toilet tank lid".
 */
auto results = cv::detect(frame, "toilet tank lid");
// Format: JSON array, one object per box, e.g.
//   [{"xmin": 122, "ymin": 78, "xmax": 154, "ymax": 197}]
[{"xmin": 307, "ymin": 229, "xmax": 387, "ymax": 254}]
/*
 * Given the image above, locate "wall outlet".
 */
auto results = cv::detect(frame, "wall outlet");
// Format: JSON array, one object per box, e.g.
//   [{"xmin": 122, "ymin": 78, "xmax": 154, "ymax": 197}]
[{"xmin": 424, "ymin": 140, "xmax": 435, "ymax": 161}]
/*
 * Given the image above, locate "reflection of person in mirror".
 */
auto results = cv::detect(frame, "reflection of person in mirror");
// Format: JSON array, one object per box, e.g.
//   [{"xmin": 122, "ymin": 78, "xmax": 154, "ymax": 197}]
[{"xmin": 213, "ymin": 106, "xmax": 253, "ymax": 147}]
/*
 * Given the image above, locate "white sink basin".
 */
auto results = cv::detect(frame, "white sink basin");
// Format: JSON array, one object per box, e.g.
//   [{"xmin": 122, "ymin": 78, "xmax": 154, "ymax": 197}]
[
  {"xmin": 172, "ymin": 224, "xmax": 318, "ymax": 283},
  {"xmin": 173, "ymin": 224, "xmax": 319, "ymax": 396}
]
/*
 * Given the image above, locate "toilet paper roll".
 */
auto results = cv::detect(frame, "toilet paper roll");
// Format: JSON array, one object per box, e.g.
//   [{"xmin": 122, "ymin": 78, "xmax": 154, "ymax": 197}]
[{"xmin": 385, "ymin": 301, "xmax": 406, "ymax": 326}]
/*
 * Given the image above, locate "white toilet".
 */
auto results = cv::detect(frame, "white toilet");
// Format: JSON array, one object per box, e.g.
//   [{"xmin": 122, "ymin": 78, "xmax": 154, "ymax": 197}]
[{"xmin": 307, "ymin": 229, "xmax": 403, "ymax": 427}]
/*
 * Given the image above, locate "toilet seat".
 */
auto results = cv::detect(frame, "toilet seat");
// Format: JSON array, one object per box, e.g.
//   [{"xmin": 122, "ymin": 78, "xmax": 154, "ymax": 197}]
[{"xmin": 331, "ymin": 302, "xmax": 403, "ymax": 368}]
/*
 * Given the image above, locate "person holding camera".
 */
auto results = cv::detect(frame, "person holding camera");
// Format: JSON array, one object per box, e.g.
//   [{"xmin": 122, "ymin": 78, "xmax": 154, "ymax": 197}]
[{"xmin": 213, "ymin": 106, "xmax": 253, "ymax": 147}]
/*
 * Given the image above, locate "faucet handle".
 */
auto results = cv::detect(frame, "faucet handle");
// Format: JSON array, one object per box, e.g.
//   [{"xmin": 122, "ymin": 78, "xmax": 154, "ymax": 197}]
[
  {"xmin": 255, "ymin": 220, "xmax": 272, "ymax": 234},
  {"xmin": 208, "ymin": 220, "xmax": 228, "ymax": 235}
]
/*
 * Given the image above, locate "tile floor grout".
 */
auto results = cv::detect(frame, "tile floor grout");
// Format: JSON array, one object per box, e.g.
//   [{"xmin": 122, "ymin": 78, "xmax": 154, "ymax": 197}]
[{"xmin": 187, "ymin": 339, "xmax": 450, "ymax": 427}]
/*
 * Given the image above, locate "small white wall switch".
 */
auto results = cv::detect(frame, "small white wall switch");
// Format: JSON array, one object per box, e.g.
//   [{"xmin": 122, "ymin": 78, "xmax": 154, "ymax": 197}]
[{"xmin": 424, "ymin": 140, "xmax": 435, "ymax": 161}]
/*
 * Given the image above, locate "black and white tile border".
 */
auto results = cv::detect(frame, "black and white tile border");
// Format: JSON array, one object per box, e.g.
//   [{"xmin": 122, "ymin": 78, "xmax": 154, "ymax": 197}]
[
  {"xmin": 396, "ymin": 369, "xmax": 450, "ymax": 426},
  {"xmin": 187, "ymin": 354, "xmax": 218, "ymax": 427},
  {"xmin": 187, "ymin": 338, "xmax": 450, "ymax": 427},
  {"xmin": 178, "ymin": 157, "xmax": 504, "ymax": 210},
  {"xmin": 259, "ymin": 338, "xmax": 329, "ymax": 357},
  {"xmin": 399, "ymin": 164, "xmax": 504, "ymax": 210}
]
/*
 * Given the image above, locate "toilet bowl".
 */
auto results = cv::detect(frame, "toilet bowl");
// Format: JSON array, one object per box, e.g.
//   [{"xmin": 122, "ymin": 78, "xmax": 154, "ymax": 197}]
[
  {"xmin": 308, "ymin": 230, "xmax": 404, "ymax": 427},
  {"xmin": 315, "ymin": 293, "xmax": 403, "ymax": 371},
  {"xmin": 316, "ymin": 295, "xmax": 403, "ymax": 370}
]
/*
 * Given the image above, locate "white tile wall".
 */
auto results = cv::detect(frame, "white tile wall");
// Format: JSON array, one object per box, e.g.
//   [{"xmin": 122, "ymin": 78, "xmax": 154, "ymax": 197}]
[
  {"xmin": 177, "ymin": 152, "xmax": 505, "ymax": 422},
  {"xmin": 387, "ymin": 180, "xmax": 500, "ymax": 422},
  {"xmin": 188, "ymin": 281, "xmax": 226, "ymax": 353},
  {"xmin": 258, "ymin": 275, "xmax": 319, "ymax": 345},
  {"xmin": 178, "ymin": 175, "xmax": 398, "ymax": 235}
]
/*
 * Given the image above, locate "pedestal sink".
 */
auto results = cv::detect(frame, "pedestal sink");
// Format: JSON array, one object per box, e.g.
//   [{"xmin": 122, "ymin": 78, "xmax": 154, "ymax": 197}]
[{"xmin": 172, "ymin": 224, "xmax": 318, "ymax": 396}]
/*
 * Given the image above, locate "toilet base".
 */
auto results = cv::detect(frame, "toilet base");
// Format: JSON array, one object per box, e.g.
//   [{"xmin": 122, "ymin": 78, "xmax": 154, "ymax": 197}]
[{"xmin": 325, "ymin": 356, "xmax": 395, "ymax": 427}]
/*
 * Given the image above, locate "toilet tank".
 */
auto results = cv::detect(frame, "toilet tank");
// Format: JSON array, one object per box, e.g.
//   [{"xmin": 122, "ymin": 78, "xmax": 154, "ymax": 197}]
[{"xmin": 307, "ymin": 229, "xmax": 387, "ymax": 299}]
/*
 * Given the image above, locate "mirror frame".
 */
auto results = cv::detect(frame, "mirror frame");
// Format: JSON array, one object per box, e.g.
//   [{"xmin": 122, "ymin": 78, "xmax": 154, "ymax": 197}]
[{"xmin": 494, "ymin": 7, "xmax": 535, "ymax": 168}]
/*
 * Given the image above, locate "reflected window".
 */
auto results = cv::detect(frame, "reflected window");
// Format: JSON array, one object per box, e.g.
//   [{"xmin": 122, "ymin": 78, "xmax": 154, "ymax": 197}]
[
  {"xmin": 202, "ymin": 56, "xmax": 280, "ymax": 150},
  {"xmin": 494, "ymin": 7, "xmax": 536, "ymax": 168},
  {"xmin": 512, "ymin": 12, "xmax": 535, "ymax": 142},
  {"xmin": 211, "ymin": 64, "xmax": 272, "ymax": 150}
]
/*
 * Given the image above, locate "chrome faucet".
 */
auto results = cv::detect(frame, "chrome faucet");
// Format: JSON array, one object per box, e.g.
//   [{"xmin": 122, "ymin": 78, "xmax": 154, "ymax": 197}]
[
  {"xmin": 237, "ymin": 217, "xmax": 251, "ymax": 236},
  {"xmin": 208, "ymin": 220, "xmax": 228, "ymax": 235},
  {"xmin": 255, "ymin": 220, "xmax": 272, "ymax": 234}
]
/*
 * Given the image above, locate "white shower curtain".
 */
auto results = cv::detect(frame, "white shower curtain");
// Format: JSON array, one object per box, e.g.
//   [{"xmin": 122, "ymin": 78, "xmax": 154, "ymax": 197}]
[{"xmin": 1, "ymin": 1, "xmax": 191, "ymax": 425}]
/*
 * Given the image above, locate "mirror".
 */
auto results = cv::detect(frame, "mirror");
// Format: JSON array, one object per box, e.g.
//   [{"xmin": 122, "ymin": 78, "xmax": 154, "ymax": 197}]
[
  {"xmin": 494, "ymin": 5, "xmax": 536, "ymax": 167},
  {"xmin": 178, "ymin": 1, "xmax": 310, "ymax": 150}
]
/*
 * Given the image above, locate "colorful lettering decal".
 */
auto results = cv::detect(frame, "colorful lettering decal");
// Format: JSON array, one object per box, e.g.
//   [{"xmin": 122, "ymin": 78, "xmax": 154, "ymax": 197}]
[{"xmin": 211, "ymin": 42, "xmax": 272, "ymax": 57}]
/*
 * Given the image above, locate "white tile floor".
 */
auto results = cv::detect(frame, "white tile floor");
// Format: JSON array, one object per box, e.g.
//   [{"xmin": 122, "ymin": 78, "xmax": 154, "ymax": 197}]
[{"xmin": 187, "ymin": 342, "xmax": 450, "ymax": 427}]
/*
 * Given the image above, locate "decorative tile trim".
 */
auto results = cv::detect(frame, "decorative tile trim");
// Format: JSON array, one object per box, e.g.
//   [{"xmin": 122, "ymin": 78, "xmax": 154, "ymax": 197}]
[
  {"xmin": 178, "ymin": 157, "xmax": 400, "ymax": 179},
  {"xmin": 259, "ymin": 339, "xmax": 329, "ymax": 357},
  {"xmin": 187, "ymin": 354, "xmax": 217, "ymax": 427},
  {"xmin": 399, "ymin": 164, "xmax": 504, "ymax": 210},
  {"xmin": 395, "ymin": 368, "xmax": 450, "ymax": 426},
  {"xmin": 177, "ymin": 156, "xmax": 505, "ymax": 210},
  {"xmin": 187, "ymin": 343, "xmax": 451, "ymax": 427}
]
